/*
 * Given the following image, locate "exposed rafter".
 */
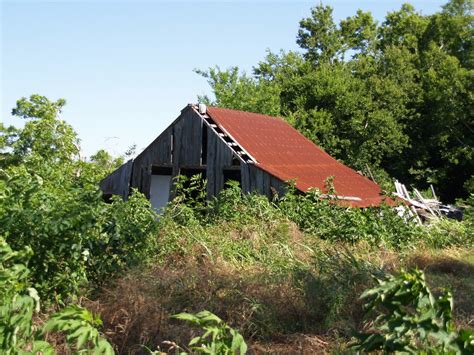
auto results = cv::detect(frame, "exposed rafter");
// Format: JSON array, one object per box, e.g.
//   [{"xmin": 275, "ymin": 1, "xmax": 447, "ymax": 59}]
[{"xmin": 191, "ymin": 104, "xmax": 257, "ymax": 164}]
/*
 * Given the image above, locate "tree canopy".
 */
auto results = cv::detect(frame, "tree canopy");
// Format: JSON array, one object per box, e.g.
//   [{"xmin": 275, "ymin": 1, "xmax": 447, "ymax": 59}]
[
  {"xmin": 0, "ymin": 95, "xmax": 156, "ymax": 301},
  {"xmin": 197, "ymin": 0, "xmax": 474, "ymax": 201}
]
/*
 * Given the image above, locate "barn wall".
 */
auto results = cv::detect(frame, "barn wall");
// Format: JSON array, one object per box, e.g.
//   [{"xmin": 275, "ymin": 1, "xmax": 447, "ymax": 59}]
[
  {"xmin": 174, "ymin": 108, "xmax": 203, "ymax": 166},
  {"xmin": 130, "ymin": 125, "xmax": 173, "ymax": 198},
  {"xmin": 206, "ymin": 126, "xmax": 233, "ymax": 198},
  {"xmin": 129, "ymin": 106, "xmax": 205, "ymax": 198},
  {"xmin": 100, "ymin": 105, "xmax": 288, "ymax": 203},
  {"xmin": 99, "ymin": 159, "xmax": 133, "ymax": 199},
  {"xmin": 241, "ymin": 164, "xmax": 287, "ymax": 199}
]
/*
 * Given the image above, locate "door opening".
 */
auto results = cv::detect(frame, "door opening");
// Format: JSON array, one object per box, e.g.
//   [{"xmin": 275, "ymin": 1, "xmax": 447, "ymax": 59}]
[{"xmin": 150, "ymin": 166, "xmax": 173, "ymax": 212}]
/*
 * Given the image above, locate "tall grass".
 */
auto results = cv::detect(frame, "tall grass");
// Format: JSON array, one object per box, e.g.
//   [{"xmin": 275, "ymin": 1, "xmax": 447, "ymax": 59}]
[
  {"xmin": 163, "ymin": 177, "xmax": 472, "ymax": 250},
  {"xmin": 90, "ymin": 177, "xmax": 473, "ymax": 352}
]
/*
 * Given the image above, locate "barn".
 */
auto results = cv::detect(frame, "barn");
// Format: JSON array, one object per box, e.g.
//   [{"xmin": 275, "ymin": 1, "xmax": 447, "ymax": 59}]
[{"xmin": 100, "ymin": 104, "xmax": 388, "ymax": 210}]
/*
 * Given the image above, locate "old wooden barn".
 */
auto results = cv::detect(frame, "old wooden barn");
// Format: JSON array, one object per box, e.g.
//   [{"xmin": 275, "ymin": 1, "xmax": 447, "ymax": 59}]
[{"xmin": 100, "ymin": 104, "xmax": 387, "ymax": 210}]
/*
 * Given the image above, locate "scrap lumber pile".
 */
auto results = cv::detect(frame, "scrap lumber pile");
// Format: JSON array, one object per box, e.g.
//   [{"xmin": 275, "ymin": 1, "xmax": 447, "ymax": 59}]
[{"xmin": 393, "ymin": 180, "xmax": 463, "ymax": 224}]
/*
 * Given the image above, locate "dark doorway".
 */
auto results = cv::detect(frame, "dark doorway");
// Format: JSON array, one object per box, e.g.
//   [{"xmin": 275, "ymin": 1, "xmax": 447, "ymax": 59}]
[
  {"xmin": 223, "ymin": 168, "xmax": 241, "ymax": 187},
  {"xmin": 177, "ymin": 167, "xmax": 207, "ymax": 201},
  {"xmin": 180, "ymin": 167, "xmax": 207, "ymax": 180}
]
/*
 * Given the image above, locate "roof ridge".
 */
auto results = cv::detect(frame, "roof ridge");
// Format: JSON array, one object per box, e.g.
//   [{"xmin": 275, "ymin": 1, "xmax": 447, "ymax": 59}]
[{"xmin": 207, "ymin": 106, "xmax": 286, "ymax": 121}]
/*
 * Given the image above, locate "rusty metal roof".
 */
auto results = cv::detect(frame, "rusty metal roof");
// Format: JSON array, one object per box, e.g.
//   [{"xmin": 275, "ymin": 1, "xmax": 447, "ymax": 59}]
[{"xmin": 207, "ymin": 106, "xmax": 390, "ymax": 207}]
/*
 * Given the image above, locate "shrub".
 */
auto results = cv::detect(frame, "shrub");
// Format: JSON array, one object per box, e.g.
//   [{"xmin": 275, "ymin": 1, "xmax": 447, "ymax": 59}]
[
  {"xmin": 0, "ymin": 165, "xmax": 158, "ymax": 302},
  {"xmin": 165, "ymin": 174, "xmax": 209, "ymax": 226},
  {"xmin": 0, "ymin": 94, "xmax": 158, "ymax": 302},
  {"xmin": 165, "ymin": 176, "xmax": 426, "ymax": 250},
  {"xmin": 424, "ymin": 218, "xmax": 473, "ymax": 249},
  {"xmin": 172, "ymin": 311, "xmax": 247, "ymax": 354},
  {"xmin": 279, "ymin": 187, "xmax": 425, "ymax": 248},
  {"xmin": 0, "ymin": 236, "xmax": 114, "ymax": 354},
  {"xmin": 209, "ymin": 181, "xmax": 282, "ymax": 225},
  {"xmin": 88, "ymin": 190, "xmax": 158, "ymax": 285},
  {"xmin": 0, "ymin": 165, "xmax": 100, "ymax": 300},
  {"xmin": 352, "ymin": 269, "xmax": 474, "ymax": 353}
]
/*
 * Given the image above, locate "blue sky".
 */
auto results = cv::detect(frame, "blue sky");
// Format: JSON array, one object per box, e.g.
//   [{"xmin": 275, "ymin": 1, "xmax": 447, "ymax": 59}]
[{"xmin": 1, "ymin": 0, "xmax": 446, "ymax": 157}]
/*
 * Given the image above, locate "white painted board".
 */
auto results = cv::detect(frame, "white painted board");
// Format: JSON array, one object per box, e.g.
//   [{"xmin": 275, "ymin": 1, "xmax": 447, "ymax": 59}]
[{"xmin": 150, "ymin": 174, "xmax": 171, "ymax": 212}]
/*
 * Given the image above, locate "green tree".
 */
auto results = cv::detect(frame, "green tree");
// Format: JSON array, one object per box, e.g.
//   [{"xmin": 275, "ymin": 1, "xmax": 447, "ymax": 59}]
[
  {"xmin": 198, "ymin": 0, "xmax": 474, "ymax": 201},
  {"xmin": 196, "ymin": 66, "xmax": 281, "ymax": 116},
  {"xmin": 9, "ymin": 95, "xmax": 79, "ymax": 165},
  {"xmin": 0, "ymin": 95, "xmax": 158, "ymax": 301}
]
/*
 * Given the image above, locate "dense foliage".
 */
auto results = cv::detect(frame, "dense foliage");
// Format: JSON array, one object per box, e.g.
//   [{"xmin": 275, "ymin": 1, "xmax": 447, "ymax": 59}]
[
  {"xmin": 352, "ymin": 269, "xmax": 474, "ymax": 353},
  {"xmin": 164, "ymin": 177, "xmax": 472, "ymax": 251},
  {"xmin": 198, "ymin": 0, "xmax": 474, "ymax": 201},
  {"xmin": 0, "ymin": 237, "xmax": 114, "ymax": 354},
  {"xmin": 0, "ymin": 95, "xmax": 158, "ymax": 302}
]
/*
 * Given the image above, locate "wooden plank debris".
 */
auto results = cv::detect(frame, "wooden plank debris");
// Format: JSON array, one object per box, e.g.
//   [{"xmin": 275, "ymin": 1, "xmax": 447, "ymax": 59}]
[{"xmin": 394, "ymin": 180, "xmax": 443, "ymax": 224}]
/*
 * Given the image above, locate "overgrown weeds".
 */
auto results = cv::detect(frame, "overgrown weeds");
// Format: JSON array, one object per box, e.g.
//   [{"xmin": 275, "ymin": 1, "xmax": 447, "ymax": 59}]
[
  {"xmin": 92, "ymin": 237, "xmax": 473, "ymax": 352},
  {"xmin": 163, "ymin": 176, "xmax": 471, "ymax": 251},
  {"xmin": 88, "ymin": 176, "xmax": 474, "ymax": 352},
  {"xmin": 0, "ymin": 237, "xmax": 113, "ymax": 354},
  {"xmin": 352, "ymin": 269, "xmax": 474, "ymax": 353},
  {"xmin": 90, "ymin": 257, "xmax": 372, "ymax": 352}
]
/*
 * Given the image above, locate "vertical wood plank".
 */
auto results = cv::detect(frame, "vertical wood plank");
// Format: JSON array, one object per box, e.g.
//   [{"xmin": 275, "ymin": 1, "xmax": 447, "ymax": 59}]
[
  {"xmin": 99, "ymin": 159, "xmax": 134, "ymax": 199},
  {"xmin": 241, "ymin": 163, "xmax": 250, "ymax": 193},
  {"xmin": 173, "ymin": 119, "xmax": 183, "ymax": 168},
  {"xmin": 215, "ymin": 136, "xmax": 223, "ymax": 193},
  {"xmin": 270, "ymin": 176, "xmax": 287, "ymax": 199},
  {"xmin": 206, "ymin": 126, "xmax": 216, "ymax": 199},
  {"xmin": 263, "ymin": 170, "xmax": 271, "ymax": 198}
]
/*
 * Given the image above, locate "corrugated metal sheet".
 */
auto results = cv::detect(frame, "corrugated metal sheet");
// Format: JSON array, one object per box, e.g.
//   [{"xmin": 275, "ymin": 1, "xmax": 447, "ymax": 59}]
[{"xmin": 207, "ymin": 107, "xmax": 391, "ymax": 207}]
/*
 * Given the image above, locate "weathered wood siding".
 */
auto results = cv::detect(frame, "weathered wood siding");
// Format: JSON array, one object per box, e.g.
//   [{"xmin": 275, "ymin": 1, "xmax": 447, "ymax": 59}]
[
  {"xmin": 129, "ymin": 106, "xmax": 204, "ymax": 198},
  {"xmin": 174, "ymin": 108, "xmax": 203, "ymax": 166},
  {"xmin": 206, "ymin": 126, "xmax": 233, "ymax": 198},
  {"xmin": 241, "ymin": 164, "xmax": 286, "ymax": 199},
  {"xmin": 99, "ymin": 159, "xmax": 133, "ymax": 199},
  {"xmin": 130, "ymin": 124, "xmax": 173, "ymax": 198},
  {"xmin": 100, "ymin": 105, "xmax": 288, "ymax": 202}
]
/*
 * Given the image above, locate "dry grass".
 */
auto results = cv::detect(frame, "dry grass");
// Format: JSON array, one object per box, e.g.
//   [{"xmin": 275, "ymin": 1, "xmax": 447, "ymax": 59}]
[
  {"xmin": 406, "ymin": 247, "xmax": 474, "ymax": 329},
  {"xmin": 250, "ymin": 334, "xmax": 332, "ymax": 354},
  {"xmin": 80, "ymin": 215, "xmax": 473, "ymax": 354},
  {"xmin": 85, "ymin": 246, "xmax": 474, "ymax": 353},
  {"xmin": 85, "ymin": 256, "xmax": 370, "ymax": 353}
]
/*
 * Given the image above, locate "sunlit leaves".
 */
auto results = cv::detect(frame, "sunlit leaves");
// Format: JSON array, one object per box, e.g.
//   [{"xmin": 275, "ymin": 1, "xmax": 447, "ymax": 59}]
[
  {"xmin": 0, "ymin": 237, "xmax": 114, "ymax": 354},
  {"xmin": 173, "ymin": 310, "xmax": 248, "ymax": 354},
  {"xmin": 1, "ymin": 95, "xmax": 158, "ymax": 302},
  {"xmin": 198, "ymin": 0, "xmax": 474, "ymax": 201},
  {"xmin": 352, "ymin": 269, "xmax": 474, "ymax": 353}
]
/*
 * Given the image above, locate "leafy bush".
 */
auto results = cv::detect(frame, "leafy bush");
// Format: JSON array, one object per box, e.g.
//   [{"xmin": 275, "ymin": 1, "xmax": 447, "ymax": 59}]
[
  {"xmin": 352, "ymin": 269, "xmax": 474, "ymax": 353},
  {"xmin": 0, "ymin": 236, "xmax": 114, "ymax": 354},
  {"xmin": 0, "ymin": 236, "xmax": 38, "ymax": 352},
  {"xmin": 165, "ymin": 177, "xmax": 425, "ymax": 250},
  {"xmin": 459, "ymin": 193, "xmax": 474, "ymax": 227},
  {"xmin": 165, "ymin": 174, "xmax": 209, "ymax": 226},
  {"xmin": 1, "ymin": 165, "xmax": 100, "ymax": 300},
  {"xmin": 424, "ymin": 218, "xmax": 474, "ymax": 249},
  {"xmin": 0, "ymin": 165, "xmax": 157, "ymax": 301},
  {"xmin": 209, "ymin": 181, "xmax": 282, "ymax": 225},
  {"xmin": 0, "ymin": 95, "xmax": 158, "ymax": 302},
  {"xmin": 279, "ymin": 186, "xmax": 424, "ymax": 248},
  {"xmin": 42, "ymin": 305, "xmax": 114, "ymax": 354},
  {"xmin": 172, "ymin": 311, "xmax": 247, "ymax": 354},
  {"xmin": 88, "ymin": 190, "xmax": 158, "ymax": 285}
]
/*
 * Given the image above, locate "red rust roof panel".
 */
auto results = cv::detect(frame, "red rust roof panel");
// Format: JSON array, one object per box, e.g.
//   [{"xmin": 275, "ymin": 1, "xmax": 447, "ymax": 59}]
[{"xmin": 206, "ymin": 107, "xmax": 388, "ymax": 207}]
